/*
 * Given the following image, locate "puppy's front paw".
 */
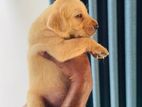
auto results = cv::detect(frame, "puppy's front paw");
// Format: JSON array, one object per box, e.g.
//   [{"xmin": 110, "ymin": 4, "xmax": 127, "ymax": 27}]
[{"xmin": 91, "ymin": 44, "xmax": 109, "ymax": 59}]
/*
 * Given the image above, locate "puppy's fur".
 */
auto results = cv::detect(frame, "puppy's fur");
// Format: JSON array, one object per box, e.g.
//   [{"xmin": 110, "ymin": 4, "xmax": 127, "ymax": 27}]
[{"xmin": 27, "ymin": 0, "xmax": 109, "ymax": 107}]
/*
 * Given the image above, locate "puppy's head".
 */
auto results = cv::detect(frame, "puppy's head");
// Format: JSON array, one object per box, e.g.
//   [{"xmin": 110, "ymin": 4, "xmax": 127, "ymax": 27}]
[{"xmin": 47, "ymin": 0, "xmax": 98, "ymax": 39}]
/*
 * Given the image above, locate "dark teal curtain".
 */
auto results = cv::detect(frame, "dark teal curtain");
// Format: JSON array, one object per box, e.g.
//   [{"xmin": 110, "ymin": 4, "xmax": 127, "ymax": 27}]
[
  {"xmin": 83, "ymin": 0, "xmax": 142, "ymax": 107},
  {"xmin": 137, "ymin": 0, "xmax": 142, "ymax": 106}
]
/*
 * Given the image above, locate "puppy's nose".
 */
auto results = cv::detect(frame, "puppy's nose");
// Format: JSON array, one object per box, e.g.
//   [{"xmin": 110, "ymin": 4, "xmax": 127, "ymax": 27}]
[{"xmin": 94, "ymin": 24, "xmax": 99, "ymax": 29}]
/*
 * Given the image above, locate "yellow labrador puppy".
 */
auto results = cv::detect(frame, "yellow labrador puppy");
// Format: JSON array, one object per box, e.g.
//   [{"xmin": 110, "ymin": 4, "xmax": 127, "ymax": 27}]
[{"xmin": 27, "ymin": 0, "xmax": 109, "ymax": 107}]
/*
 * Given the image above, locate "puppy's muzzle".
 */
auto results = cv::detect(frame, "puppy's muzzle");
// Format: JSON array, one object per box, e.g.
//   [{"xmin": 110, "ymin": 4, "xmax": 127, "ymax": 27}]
[
  {"xmin": 94, "ymin": 24, "xmax": 99, "ymax": 30},
  {"xmin": 88, "ymin": 23, "xmax": 99, "ymax": 35}
]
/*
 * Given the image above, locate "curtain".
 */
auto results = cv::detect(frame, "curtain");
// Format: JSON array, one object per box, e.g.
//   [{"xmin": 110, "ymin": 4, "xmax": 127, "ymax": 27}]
[{"xmin": 87, "ymin": 0, "xmax": 142, "ymax": 107}]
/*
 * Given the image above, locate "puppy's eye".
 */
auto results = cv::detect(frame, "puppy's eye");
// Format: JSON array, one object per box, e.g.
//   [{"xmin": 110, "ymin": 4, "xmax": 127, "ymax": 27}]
[{"xmin": 75, "ymin": 14, "xmax": 83, "ymax": 19}]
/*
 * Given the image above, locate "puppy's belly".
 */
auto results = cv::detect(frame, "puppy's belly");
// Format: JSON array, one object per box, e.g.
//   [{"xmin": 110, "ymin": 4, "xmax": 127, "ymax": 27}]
[{"xmin": 28, "ymin": 54, "xmax": 69, "ymax": 106}]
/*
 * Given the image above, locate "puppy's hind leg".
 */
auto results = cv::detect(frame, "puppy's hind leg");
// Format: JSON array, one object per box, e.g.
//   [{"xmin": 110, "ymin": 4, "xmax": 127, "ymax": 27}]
[{"xmin": 27, "ymin": 93, "xmax": 45, "ymax": 107}]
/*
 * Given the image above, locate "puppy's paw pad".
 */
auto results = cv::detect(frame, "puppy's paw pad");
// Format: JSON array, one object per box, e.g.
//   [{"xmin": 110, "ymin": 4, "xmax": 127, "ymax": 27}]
[
  {"xmin": 95, "ymin": 52, "xmax": 109, "ymax": 59},
  {"xmin": 92, "ymin": 45, "xmax": 109, "ymax": 59}
]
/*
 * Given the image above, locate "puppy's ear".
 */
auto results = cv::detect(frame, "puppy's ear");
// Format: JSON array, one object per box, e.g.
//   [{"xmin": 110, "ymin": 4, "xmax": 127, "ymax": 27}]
[{"xmin": 47, "ymin": 11, "xmax": 67, "ymax": 33}]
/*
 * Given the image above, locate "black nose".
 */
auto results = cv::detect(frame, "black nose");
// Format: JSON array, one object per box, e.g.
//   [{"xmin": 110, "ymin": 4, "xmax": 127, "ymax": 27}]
[{"xmin": 94, "ymin": 24, "xmax": 99, "ymax": 29}]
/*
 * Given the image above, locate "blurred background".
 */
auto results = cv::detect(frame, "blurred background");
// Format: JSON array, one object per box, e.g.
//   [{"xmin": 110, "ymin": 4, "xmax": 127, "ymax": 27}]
[
  {"xmin": 0, "ymin": 0, "xmax": 49, "ymax": 107},
  {"xmin": 0, "ymin": 0, "xmax": 141, "ymax": 107}
]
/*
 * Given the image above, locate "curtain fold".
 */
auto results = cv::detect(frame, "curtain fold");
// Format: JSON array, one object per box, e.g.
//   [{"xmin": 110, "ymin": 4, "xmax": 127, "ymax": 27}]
[
  {"xmin": 107, "ymin": 0, "xmax": 119, "ymax": 107},
  {"xmin": 124, "ymin": 0, "xmax": 137, "ymax": 107},
  {"xmin": 137, "ymin": 0, "xmax": 142, "ymax": 107},
  {"xmin": 89, "ymin": 0, "xmax": 101, "ymax": 106}
]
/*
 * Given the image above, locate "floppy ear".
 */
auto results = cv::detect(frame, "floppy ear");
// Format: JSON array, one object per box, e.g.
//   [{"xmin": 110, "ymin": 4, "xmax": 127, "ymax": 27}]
[{"xmin": 47, "ymin": 11, "xmax": 67, "ymax": 33}]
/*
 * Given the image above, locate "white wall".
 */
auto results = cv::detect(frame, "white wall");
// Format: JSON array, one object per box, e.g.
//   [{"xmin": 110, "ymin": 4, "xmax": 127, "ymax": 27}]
[{"xmin": 0, "ymin": 0, "xmax": 49, "ymax": 107}]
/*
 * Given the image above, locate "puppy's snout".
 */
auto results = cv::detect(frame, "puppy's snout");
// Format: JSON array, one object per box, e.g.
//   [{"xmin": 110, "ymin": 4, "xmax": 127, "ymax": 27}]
[
  {"xmin": 94, "ymin": 24, "xmax": 99, "ymax": 30},
  {"xmin": 91, "ymin": 19, "xmax": 99, "ymax": 30}
]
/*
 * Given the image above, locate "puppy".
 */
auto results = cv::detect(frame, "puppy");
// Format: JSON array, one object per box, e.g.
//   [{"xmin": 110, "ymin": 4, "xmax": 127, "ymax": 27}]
[{"xmin": 27, "ymin": 0, "xmax": 109, "ymax": 107}]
